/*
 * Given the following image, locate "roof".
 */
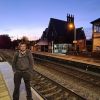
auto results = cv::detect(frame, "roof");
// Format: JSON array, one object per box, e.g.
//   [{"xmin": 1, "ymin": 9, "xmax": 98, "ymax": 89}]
[
  {"xmin": 41, "ymin": 28, "xmax": 48, "ymax": 39},
  {"xmin": 46, "ymin": 18, "xmax": 68, "ymax": 43},
  {"xmin": 76, "ymin": 28, "xmax": 86, "ymax": 40},
  {"xmin": 41, "ymin": 18, "xmax": 86, "ymax": 44},
  {"xmin": 91, "ymin": 18, "xmax": 100, "ymax": 24},
  {"xmin": 47, "ymin": 18, "xmax": 67, "ymax": 36},
  {"xmin": 36, "ymin": 40, "xmax": 48, "ymax": 45}
]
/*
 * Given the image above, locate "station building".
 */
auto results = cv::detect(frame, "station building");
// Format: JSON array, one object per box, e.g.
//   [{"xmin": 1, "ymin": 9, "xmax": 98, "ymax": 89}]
[
  {"xmin": 91, "ymin": 18, "xmax": 100, "ymax": 52},
  {"xmin": 36, "ymin": 14, "xmax": 86, "ymax": 54}
]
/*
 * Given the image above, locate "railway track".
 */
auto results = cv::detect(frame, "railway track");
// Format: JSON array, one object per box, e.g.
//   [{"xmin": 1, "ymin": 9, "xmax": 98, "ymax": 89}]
[
  {"xmin": 0, "ymin": 50, "xmax": 86, "ymax": 100},
  {"xmin": 0, "ymin": 54, "xmax": 6, "ymax": 62},
  {"xmin": 34, "ymin": 57, "xmax": 100, "ymax": 88},
  {"xmin": 31, "ymin": 70, "xmax": 85, "ymax": 100},
  {"xmin": 0, "ymin": 56, "xmax": 3, "ymax": 62},
  {"xmin": 0, "ymin": 49, "xmax": 14, "ymax": 63},
  {"xmin": 1, "ymin": 50, "xmax": 100, "ymax": 99}
]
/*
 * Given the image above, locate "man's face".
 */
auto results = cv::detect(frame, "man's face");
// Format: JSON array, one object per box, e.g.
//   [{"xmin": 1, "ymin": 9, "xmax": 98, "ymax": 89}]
[{"xmin": 19, "ymin": 44, "xmax": 27, "ymax": 51}]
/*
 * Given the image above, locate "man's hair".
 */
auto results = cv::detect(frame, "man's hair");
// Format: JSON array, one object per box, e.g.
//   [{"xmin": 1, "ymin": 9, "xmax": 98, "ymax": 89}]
[{"xmin": 18, "ymin": 42, "xmax": 28, "ymax": 49}]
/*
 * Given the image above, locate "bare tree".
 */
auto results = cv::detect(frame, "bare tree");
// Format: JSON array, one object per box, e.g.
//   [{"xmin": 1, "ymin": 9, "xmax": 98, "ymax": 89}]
[{"xmin": 0, "ymin": 34, "xmax": 12, "ymax": 49}]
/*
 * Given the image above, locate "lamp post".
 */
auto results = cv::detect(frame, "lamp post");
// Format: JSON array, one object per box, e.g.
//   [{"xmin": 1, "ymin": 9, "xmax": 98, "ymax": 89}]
[
  {"xmin": 52, "ymin": 41, "xmax": 53, "ymax": 54},
  {"xmin": 68, "ymin": 23, "xmax": 77, "ymax": 51}
]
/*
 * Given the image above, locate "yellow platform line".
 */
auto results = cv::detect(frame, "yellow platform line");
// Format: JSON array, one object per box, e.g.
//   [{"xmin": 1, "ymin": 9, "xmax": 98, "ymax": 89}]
[{"xmin": 0, "ymin": 72, "xmax": 11, "ymax": 100}]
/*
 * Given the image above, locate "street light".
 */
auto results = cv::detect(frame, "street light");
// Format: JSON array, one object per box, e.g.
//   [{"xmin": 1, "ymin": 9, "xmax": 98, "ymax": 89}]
[
  {"xmin": 68, "ymin": 23, "xmax": 77, "ymax": 51},
  {"xmin": 52, "ymin": 41, "xmax": 53, "ymax": 54},
  {"xmin": 69, "ymin": 23, "xmax": 74, "ymax": 29}
]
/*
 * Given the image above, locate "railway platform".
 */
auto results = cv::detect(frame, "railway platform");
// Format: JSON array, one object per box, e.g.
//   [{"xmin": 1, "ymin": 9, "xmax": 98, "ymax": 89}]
[
  {"xmin": 0, "ymin": 62, "xmax": 44, "ymax": 100},
  {"xmin": 33, "ymin": 52, "xmax": 100, "ymax": 66},
  {"xmin": 0, "ymin": 71, "xmax": 11, "ymax": 100},
  {"xmin": 33, "ymin": 52, "xmax": 100, "ymax": 74}
]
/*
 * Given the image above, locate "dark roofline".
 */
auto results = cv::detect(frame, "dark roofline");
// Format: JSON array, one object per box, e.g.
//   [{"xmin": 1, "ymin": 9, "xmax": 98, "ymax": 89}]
[
  {"xmin": 50, "ymin": 18, "xmax": 67, "ymax": 23},
  {"xmin": 90, "ymin": 18, "xmax": 100, "ymax": 24},
  {"xmin": 76, "ymin": 27, "xmax": 85, "ymax": 31}
]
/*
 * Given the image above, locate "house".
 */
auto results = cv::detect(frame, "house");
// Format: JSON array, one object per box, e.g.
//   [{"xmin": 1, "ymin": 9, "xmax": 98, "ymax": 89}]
[
  {"xmin": 37, "ymin": 14, "xmax": 86, "ymax": 53},
  {"xmin": 91, "ymin": 18, "xmax": 100, "ymax": 52},
  {"xmin": 86, "ymin": 39, "xmax": 92, "ymax": 52}
]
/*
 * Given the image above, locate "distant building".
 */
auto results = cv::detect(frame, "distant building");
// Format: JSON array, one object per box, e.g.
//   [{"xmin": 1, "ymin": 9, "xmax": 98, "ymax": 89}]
[
  {"xmin": 91, "ymin": 18, "xmax": 100, "ymax": 52},
  {"xmin": 86, "ymin": 39, "xmax": 92, "ymax": 52},
  {"xmin": 37, "ymin": 14, "xmax": 86, "ymax": 53}
]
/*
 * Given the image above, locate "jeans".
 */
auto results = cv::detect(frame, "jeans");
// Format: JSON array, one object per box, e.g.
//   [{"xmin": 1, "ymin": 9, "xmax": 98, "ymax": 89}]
[{"xmin": 13, "ymin": 71, "xmax": 33, "ymax": 100}]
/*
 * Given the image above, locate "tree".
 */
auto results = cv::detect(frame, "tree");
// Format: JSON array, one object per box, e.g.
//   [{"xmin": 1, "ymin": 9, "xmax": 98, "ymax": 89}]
[
  {"xmin": 12, "ymin": 39, "xmax": 21, "ymax": 49},
  {"xmin": 0, "ymin": 34, "xmax": 12, "ymax": 49},
  {"xmin": 21, "ymin": 36, "xmax": 30, "ymax": 48}
]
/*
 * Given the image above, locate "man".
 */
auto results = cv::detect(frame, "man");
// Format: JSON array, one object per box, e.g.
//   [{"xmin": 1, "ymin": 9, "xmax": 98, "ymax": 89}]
[{"xmin": 12, "ymin": 42, "xmax": 34, "ymax": 100}]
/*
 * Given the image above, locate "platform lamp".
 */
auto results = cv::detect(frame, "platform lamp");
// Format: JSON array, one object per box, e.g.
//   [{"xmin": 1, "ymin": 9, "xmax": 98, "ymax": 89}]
[{"xmin": 68, "ymin": 22, "xmax": 77, "ymax": 51}]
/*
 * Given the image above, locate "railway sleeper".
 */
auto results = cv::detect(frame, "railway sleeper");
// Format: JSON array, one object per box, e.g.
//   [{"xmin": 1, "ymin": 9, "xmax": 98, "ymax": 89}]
[
  {"xmin": 47, "ymin": 91, "xmax": 68, "ymax": 100},
  {"xmin": 39, "ymin": 85, "xmax": 57, "ymax": 93},
  {"xmin": 43, "ymin": 89, "xmax": 62, "ymax": 98},
  {"xmin": 40, "ymin": 87, "xmax": 61, "ymax": 95},
  {"xmin": 32, "ymin": 83, "xmax": 56, "ymax": 91},
  {"xmin": 36, "ymin": 85, "xmax": 57, "ymax": 92}
]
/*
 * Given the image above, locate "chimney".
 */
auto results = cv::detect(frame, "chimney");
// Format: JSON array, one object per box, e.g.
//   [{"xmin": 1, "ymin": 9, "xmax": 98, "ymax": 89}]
[
  {"xmin": 67, "ymin": 14, "xmax": 70, "ymax": 22},
  {"xmin": 67, "ymin": 14, "xmax": 69, "ymax": 22},
  {"xmin": 67, "ymin": 14, "xmax": 74, "ymax": 23}
]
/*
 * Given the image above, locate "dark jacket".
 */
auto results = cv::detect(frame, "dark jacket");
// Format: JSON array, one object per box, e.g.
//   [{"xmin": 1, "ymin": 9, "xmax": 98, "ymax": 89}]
[{"xmin": 12, "ymin": 50, "xmax": 34, "ymax": 72}]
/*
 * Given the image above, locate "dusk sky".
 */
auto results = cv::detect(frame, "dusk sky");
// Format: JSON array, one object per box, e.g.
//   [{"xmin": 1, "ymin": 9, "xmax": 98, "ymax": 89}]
[{"xmin": 0, "ymin": 0, "xmax": 100, "ymax": 40}]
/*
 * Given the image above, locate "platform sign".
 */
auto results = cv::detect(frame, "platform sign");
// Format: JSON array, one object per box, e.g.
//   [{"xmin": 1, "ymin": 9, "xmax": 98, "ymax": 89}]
[{"xmin": 73, "ymin": 40, "xmax": 77, "ymax": 44}]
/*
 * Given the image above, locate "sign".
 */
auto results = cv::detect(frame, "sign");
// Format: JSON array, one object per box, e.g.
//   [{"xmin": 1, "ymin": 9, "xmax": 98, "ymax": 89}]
[{"xmin": 73, "ymin": 40, "xmax": 77, "ymax": 43}]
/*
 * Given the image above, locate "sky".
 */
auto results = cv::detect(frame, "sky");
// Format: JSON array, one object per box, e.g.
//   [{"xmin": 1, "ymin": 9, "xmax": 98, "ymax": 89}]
[{"xmin": 0, "ymin": 0, "xmax": 100, "ymax": 40}]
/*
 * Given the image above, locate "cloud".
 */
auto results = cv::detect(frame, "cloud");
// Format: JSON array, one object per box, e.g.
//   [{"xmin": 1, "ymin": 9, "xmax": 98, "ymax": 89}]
[
  {"xmin": 0, "ymin": 26, "xmax": 93, "ymax": 40},
  {"xmin": 0, "ymin": 27, "xmax": 45, "ymax": 40}
]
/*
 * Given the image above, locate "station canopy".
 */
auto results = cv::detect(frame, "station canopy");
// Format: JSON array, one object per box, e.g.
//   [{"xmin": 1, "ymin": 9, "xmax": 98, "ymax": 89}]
[
  {"xmin": 36, "ymin": 40, "xmax": 48, "ymax": 45},
  {"xmin": 91, "ymin": 18, "xmax": 100, "ymax": 25}
]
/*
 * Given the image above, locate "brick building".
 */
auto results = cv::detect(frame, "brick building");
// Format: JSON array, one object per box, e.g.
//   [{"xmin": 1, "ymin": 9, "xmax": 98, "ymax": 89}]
[
  {"xmin": 37, "ymin": 14, "xmax": 86, "ymax": 53},
  {"xmin": 91, "ymin": 18, "xmax": 100, "ymax": 52}
]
